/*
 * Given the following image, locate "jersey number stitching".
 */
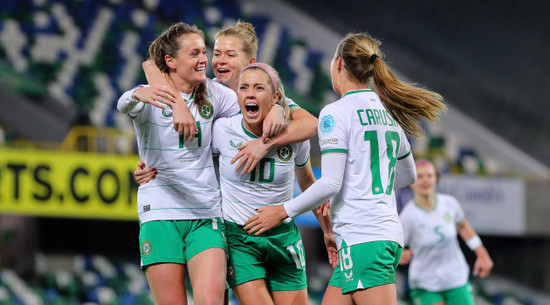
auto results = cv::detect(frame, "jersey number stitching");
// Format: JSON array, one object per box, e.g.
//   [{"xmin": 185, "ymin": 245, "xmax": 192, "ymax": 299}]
[{"xmin": 364, "ymin": 130, "xmax": 400, "ymax": 195}]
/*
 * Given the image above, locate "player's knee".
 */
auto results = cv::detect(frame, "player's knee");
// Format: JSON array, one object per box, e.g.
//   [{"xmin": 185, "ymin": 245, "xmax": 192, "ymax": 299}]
[{"xmin": 193, "ymin": 290, "xmax": 224, "ymax": 305}]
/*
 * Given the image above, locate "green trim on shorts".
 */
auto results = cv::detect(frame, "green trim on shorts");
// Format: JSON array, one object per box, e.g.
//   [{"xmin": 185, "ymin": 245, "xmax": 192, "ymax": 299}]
[
  {"xmin": 410, "ymin": 282, "xmax": 474, "ymax": 305},
  {"xmin": 139, "ymin": 218, "xmax": 227, "ymax": 269},
  {"xmin": 337, "ymin": 240, "xmax": 402, "ymax": 294},
  {"xmin": 225, "ymin": 220, "xmax": 307, "ymax": 291}
]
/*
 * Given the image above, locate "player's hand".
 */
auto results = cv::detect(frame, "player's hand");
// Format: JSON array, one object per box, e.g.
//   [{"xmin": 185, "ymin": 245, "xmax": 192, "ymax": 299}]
[
  {"xmin": 324, "ymin": 232, "xmax": 338, "ymax": 268},
  {"xmin": 244, "ymin": 205, "xmax": 288, "ymax": 236},
  {"xmin": 316, "ymin": 201, "xmax": 330, "ymax": 216},
  {"xmin": 399, "ymin": 248, "xmax": 413, "ymax": 265},
  {"xmin": 473, "ymin": 250, "xmax": 493, "ymax": 277},
  {"xmin": 134, "ymin": 161, "xmax": 157, "ymax": 185},
  {"xmin": 263, "ymin": 105, "xmax": 285, "ymax": 138},
  {"xmin": 132, "ymin": 86, "xmax": 177, "ymax": 109},
  {"xmin": 172, "ymin": 94, "xmax": 198, "ymax": 140},
  {"xmin": 231, "ymin": 138, "xmax": 271, "ymax": 174}
]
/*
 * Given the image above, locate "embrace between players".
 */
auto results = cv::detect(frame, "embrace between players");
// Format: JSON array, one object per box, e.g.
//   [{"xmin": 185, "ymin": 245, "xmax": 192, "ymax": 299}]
[{"xmin": 118, "ymin": 19, "xmax": 491, "ymax": 305}]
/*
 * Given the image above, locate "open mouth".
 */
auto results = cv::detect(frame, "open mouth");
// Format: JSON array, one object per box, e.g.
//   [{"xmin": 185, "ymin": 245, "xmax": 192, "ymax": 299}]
[
  {"xmin": 195, "ymin": 67, "xmax": 205, "ymax": 72},
  {"xmin": 245, "ymin": 103, "xmax": 259, "ymax": 115},
  {"xmin": 216, "ymin": 68, "xmax": 230, "ymax": 77}
]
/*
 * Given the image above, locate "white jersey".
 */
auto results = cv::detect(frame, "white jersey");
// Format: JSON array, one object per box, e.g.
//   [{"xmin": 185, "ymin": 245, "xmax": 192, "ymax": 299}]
[
  {"xmin": 400, "ymin": 193, "xmax": 469, "ymax": 291},
  {"xmin": 212, "ymin": 114, "xmax": 310, "ymax": 225},
  {"xmin": 118, "ymin": 78, "xmax": 240, "ymax": 223},
  {"xmin": 318, "ymin": 89, "xmax": 411, "ymax": 248},
  {"xmin": 286, "ymin": 97, "xmax": 301, "ymax": 113}
]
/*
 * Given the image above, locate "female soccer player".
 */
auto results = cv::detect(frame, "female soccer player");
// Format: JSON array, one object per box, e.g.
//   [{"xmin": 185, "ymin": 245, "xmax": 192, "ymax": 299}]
[
  {"xmin": 244, "ymin": 33, "xmax": 446, "ymax": 305},
  {"xmin": 136, "ymin": 21, "xmax": 318, "ymax": 182},
  {"xmin": 117, "ymin": 22, "xmax": 240, "ymax": 305},
  {"xmin": 399, "ymin": 160, "xmax": 493, "ymax": 305},
  {"xmin": 212, "ymin": 62, "xmax": 321, "ymax": 305}
]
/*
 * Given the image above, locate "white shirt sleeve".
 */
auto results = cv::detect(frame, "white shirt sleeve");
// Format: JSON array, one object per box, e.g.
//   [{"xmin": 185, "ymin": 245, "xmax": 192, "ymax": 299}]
[
  {"xmin": 211, "ymin": 120, "xmax": 222, "ymax": 155},
  {"xmin": 211, "ymin": 81, "xmax": 240, "ymax": 119},
  {"xmin": 394, "ymin": 152, "xmax": 417, "ymax": 189},
  {"xmin": 294, "ymin": 140, "xmax": 311, "ymax": 168},
  {"xmin": 450, "ymin": 195, "xmax": 465, "ymax": 223},
  {"xmin": 284, "ymin": 152, "xmax": 346, "ymax": 218},
  {"xmin": 117, "ymin": 87, "xmax": 146, "ymax": 118},
  {"xmin": 285, "ymin": 97, "xmax": 302, "ymax": 113}
]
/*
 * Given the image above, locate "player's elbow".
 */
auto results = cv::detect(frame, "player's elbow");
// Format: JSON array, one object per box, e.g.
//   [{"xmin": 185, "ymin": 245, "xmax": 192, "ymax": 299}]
[{"xmin": 323, "ymin": 176, "xmax": 342, "ymax": 196}]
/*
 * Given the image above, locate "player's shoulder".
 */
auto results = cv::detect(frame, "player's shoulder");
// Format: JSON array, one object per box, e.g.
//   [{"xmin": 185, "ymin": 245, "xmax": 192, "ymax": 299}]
[
  {"xmin": 437, "ymin": 193, "xmax": 461, "ymax": 207},
  {"xmin": 320, "ymin": 98, "xmax": 348, "ymax": 117},
  {"xmin": 206, "ymin": 78, "xmax": 236, "ymax": 99}
]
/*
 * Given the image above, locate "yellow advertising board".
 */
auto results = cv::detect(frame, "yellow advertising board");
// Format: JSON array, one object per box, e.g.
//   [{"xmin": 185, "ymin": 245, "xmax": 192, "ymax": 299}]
[{"xmin": 0, "ymin": 148, "xmax": 141, "ymax": 220}]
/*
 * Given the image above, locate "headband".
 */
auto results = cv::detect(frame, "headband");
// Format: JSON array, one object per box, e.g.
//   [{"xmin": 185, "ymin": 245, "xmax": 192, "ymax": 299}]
[{"xmin": 241, "ymin": 63, "xmax": 278, "ymax": 93}]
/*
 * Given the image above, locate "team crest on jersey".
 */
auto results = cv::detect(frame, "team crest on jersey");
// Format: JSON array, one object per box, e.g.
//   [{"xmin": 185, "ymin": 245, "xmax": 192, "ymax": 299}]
[
  {"xmin": 277, "ymin": 145, "xmax": 293, "ymax": 161},
  {"xmin": 443, "ymin": 212, "xmax": 452, "ymax": 223},
  {"xmin": 320, "ymin": 115, "xmax": 335, "ymax": 133},
  {"xmin": 198, "ymin": 100, "xmax": 214, "ymax": 119},
  {"xmin": 141, "ymin": 241, "xmax": 151, "ymax": 256}
]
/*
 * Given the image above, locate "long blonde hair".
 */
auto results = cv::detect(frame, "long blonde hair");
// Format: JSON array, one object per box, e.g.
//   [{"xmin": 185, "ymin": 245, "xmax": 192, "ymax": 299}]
[
  {"xmin": 337, "ymin": 33, "xmax": 446, "ymax": 138},
  {"xmin": 148, "ymin": 22, "xmax": 208, "ymax": 105}
]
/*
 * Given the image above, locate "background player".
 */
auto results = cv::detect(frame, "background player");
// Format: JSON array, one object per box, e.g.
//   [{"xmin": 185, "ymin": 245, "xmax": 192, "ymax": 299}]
[{"xmin": 399, "ymin": 159, "xmax": 493, "ymax": 305}]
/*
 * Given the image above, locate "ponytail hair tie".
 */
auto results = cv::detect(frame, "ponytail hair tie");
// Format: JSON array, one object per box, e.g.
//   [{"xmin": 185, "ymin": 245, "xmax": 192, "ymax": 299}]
[{"xmin": 370, "ymin": 54, "xmax": 378, "ymax": 63}]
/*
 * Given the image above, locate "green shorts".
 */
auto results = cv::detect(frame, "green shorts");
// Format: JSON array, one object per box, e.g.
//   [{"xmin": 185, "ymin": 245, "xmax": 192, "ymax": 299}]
[
  {"xmin": 139, "ymin": 218, "xmax": 227, "ymax": 268},
  {"xmin": 225, "ymin": 220, "xmax": 307, "ymax": 291},
  {"xmin": 410, "ymin": 282, "xmax": 474, "ymax": 305},
  {"xmin": 328, "ymin": 262, "xmax": 343, "ymax": 288},
  {"xmin": 336, "ymin": 240, "xmax": 402, "ymax": 294}
]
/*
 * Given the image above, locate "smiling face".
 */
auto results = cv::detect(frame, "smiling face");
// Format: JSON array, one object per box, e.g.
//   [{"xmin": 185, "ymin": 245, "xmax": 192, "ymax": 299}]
[
  {"xmin": 166, "ymin": 33, "xmax": 207, "ymax": 90},
  {"xmin": 238, "ymin": 69, "xmax": 278, "ymax": 134},
  {"xmin": 213, "ymin": 35, "xmax": 255, "ymax": 91},
  {"xmin": 412, "ymin": 163, "xmax": 438, "ymax": 197}
]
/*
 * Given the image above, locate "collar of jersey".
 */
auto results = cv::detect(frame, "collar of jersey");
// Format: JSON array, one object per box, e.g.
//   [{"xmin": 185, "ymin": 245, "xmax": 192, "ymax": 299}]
[
  {"xmin": 342, "ymin": 89, "xmax": 373, "ymax": 98},
  {"xmin": 241, "ymin": 118, "xmax": 260, "ymax": 138},
  {"xmin": 414, "ymin": 196, "xmax": 439, "ymax": 213},
  {"xmin": 181, "ymin": 90, "xmax": 194, "ymax": 103}
]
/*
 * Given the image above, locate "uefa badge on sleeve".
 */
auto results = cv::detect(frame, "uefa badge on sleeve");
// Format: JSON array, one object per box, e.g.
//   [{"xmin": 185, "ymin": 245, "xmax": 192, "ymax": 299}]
[{"xmin": 320, "ymin": 115, "xmax": 335, "ymax": 133}]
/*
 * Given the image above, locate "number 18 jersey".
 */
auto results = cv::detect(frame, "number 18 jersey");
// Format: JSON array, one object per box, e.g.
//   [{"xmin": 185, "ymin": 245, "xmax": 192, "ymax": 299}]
[{"xmin": 318, "ymin": 89, "xmax": 411, "ymax": 248}]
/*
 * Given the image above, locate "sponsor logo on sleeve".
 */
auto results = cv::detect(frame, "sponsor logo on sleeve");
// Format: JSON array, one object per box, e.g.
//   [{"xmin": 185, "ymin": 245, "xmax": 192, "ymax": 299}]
[{"xmin": 321, "ymin": 138, "xmax": 339, "ymax": 146}]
